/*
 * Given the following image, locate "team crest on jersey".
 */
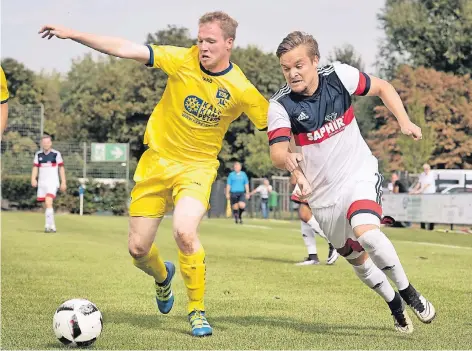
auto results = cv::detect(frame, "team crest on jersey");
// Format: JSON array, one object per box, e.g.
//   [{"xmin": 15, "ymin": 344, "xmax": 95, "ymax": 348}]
[
  {"xmin": 216, "ymin": 87, "xmax": 231, "ymax": 106},
  {"xmin": 183, "ymin": 95, "xmax": 221, "ymax": 127},
  {"xmin": 325, "ymin": 112, "xmax": 338, "ymax": 122}
]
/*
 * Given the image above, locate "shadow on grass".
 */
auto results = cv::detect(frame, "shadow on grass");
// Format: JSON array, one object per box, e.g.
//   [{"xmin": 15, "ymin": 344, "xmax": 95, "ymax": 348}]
[
  {"xmin": 248, "ymin": 256, "xmax": 298, "ymax": 264},
  {"xmin": 105, "ymin": 311, "xmax": 398, "ymax": 339}
]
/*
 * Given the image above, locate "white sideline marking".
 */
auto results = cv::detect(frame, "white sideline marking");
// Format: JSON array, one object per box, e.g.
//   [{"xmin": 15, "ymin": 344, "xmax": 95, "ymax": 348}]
[
  {"xmin": 291, "ymin": 230, "xmax": 472, "ymax": 250},
  {"xmin": 239, "ymin": 224, "xmax": 271, "ymax": 229},
  {"xmin": 394, "ymin": 240, "xmax": 472, "ymax": 250}
]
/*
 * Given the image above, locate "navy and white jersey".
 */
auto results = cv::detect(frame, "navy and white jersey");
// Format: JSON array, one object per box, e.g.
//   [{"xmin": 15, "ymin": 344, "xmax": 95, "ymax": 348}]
[
  {"xmin": 268, "ymin": 62, "xmax": 378, "ymax": 208},
  {"xmin": 33, "ymin": 149, "xmax": 64, "ymax": 186}
]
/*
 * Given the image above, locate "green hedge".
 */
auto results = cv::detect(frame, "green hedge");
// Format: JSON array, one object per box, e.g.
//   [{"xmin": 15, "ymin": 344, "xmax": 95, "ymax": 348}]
[{"xmin": 1, "ymin": 176, "xmax": 129, "ymax": 215}]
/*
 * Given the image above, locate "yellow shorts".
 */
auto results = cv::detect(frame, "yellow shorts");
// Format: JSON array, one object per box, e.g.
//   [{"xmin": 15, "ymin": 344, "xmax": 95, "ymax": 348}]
[{"xmin": 129, "ymin": 149, "xmax": 218, "ymax": 218}]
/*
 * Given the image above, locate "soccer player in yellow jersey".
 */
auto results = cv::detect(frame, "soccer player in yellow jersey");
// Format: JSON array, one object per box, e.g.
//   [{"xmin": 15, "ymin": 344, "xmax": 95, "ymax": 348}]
[
  {"xmin": 1, "ymin": 66, "xmax": 9, "ymax": 135},
  {"xmin": 39, "ymin": 12, "xmax": 268, "ymax": 336}
]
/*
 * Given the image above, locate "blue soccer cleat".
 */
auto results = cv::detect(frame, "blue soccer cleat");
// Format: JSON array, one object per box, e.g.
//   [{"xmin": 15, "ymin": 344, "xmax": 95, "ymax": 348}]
[
  {"xmin": 188, "ymin": 310, "xmax": 213, "ymax": 337},
  {"xmin": 154, "ymin": 261, "xmax": 175, "ymax": 314}
]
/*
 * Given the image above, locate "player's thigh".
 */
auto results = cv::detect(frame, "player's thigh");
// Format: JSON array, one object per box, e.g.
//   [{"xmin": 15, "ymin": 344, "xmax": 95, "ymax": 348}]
[
  {"xmin": 129, "ymin": 149, "xmax": 173, "ymax": 218},
  {"xmin": 347, "ymin": 172, "xmax": 383, "ymax": 238},
  {"xmin": 313, "ymin": 201, "xmax": 365, "ymax": 260},
  {"xmin": 128, "ymin": 216, "xmax": 163, "ymax": 257},
  {"xmin": 37, "ymin": 184, "xmax": 47, "ymax": 202},
  {"xmin": 172, "ymin": 166, "xmax": 216, "ymax": 247},
  {"xmin": 172, "ymin": 196, "xmax": 207, "ymax": 252}
]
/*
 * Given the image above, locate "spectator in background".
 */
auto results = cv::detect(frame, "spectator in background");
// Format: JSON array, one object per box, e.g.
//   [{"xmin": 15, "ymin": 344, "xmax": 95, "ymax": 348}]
[
  {"xmin": 249, "ymin": 178, "xmax": 272, "ymax": 219},
  {"xmin": 390, "ymin": 172, "xmax": 410, "ymax": 227},
  {"xmin": 391, "ymin": 172, "xmax": 408, "ymax": 194},
  {"xmin": 226, "ymin": 162, "xmax": 250, "ymax": 224},
  {"xmin": 410, "ymin": 164, "xmax": 436, "ymax": 195},
  {"xmin": 410, "ymin": 163, "xmax": 436, "ymax": 230}
]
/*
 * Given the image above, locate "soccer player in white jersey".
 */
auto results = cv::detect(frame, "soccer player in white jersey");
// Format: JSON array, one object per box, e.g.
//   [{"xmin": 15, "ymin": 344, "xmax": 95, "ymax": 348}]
[
  {"xmin": 290, "ymin": 176, "xmax": 338, "ymax": 265},
  {"xmin": 31, "ymin": 135, "xmax": 67, "ymax": 232},
  {"xmin": 268, "ymin": 31, "xmax": 435, "ymax": 333}
]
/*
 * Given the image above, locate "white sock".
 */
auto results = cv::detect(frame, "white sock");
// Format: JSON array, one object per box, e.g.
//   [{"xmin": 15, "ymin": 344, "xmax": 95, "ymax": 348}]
[
  {"xmin": 307, "ymin": 216, "xmax": 328, "ymax": 240},
  {"xmin": 301, "ymin": 221, "xmax": 317, "ymax": 255},
  {"xmin": 357, "ymin": 229, "xmax": 409, "ymax": 290},
  {"xmin": 45, "ymin": 208, "xmax": 55, "ymax": 229},
  {"xmin": 352, "ymin": 257, "xmax": 395, "ymax": 302}
]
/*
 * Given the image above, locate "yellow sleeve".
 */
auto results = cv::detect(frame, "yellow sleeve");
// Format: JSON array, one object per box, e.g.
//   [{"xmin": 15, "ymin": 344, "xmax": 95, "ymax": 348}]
[
  {"xmin": 1, "ymin": 67, "xmax": 9, "ymax": 104},
  {"xmin": 240, "ymin": 84, "xmax": 269, "ymax": 131},
  {"xmin": 145, "ymin": 45, "xmax": 192, "ymax": 76}
]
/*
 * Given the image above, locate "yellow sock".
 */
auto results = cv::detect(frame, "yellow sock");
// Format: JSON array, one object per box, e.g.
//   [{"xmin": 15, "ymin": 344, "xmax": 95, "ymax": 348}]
[
  {"xmin": 179, "ymin": 247, "xmax": 206, "ymax": 314},
  {"xmin": 132, "ymin": 243, "xmax": 167, "ymax": 283}
]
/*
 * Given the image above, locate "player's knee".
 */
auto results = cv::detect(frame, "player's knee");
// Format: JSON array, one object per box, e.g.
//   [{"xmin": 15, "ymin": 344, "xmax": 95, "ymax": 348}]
[
  {"xmin": 298, "ymin": 204, "xmax": 312, "ymax": 222},
  {"xmin": 173, "ymin": 226, "xmax": 198, "ymax": 253},
  {"xmin": 356, "ymin": 228, "xmax": 389, "ymax": 252},
  {"xmin": 353, "ymin": 224, "xmax": 378, "ymax": 238},
  {"xmin": 128, "ymin": 241, "xmax": 150, "ymax": 259},
  {"xmin": 239, "ymin": 202, "xmax": 246, "ymax": 209},
  {"xmin": 232, "ymin": 204, "xmax": 239, "ymax": 210},
  {"xmin": 347, "ymin": 251, "xmax": 369, "ymax": 266}
]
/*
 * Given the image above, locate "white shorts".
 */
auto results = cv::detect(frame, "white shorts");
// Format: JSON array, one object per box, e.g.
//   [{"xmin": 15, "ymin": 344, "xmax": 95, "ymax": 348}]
[
  {"xmin": 310, "ymin": 168, "xmax": 384, "ymax": 260},
  {"xmin": 37, "ymin": 183, "xmax": 58, "ymax": 202}
]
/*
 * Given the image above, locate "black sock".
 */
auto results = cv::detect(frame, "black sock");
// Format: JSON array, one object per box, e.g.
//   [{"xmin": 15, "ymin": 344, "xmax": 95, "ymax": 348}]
[
  {"xmin": 399, "ymin": 284, "xmax": 417, "ymax": 302},
  {"xmin": 233, "ymin": 209, "xmax": 238, "ymax": 220},
  {"xmin": 308, "ymin": 253, "xmax": 318, "ymax": 260},
  {"xmin": 387, "ymin": 291, "xmax": 403, "ymax": 311},
  {"xmin": 238, "ymin": 208, "xmax": 245, "ymax": 219}
]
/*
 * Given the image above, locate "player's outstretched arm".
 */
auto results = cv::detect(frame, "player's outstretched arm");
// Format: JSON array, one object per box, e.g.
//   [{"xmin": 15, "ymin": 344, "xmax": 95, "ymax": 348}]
[
  {"xmin": 366, "ymin": 75, "xmax": 422, "ymax": 141},
  {"xmin": 38, "ymin": 24, "xmax": 149, "ymax": 64}
]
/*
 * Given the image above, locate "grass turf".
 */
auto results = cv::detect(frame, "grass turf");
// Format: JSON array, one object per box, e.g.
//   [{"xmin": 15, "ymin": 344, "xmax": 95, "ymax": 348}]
[{"xmin": 2, "ymin": 212, "xmax": 472, "ymax": 349}]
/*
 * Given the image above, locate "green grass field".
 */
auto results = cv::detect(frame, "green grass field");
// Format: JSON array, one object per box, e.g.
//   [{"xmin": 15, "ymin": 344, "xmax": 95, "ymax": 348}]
[{"xmin": 2, "ymin": 212, "xmax": 472, "ymax": 350}]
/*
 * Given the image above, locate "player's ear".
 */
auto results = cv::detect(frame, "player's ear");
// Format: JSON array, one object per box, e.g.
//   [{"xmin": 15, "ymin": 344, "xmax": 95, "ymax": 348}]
[
  {"xmin": 312, "ymin": 55, "xmax": 319, "ymax": 66},
  {"xmin": 226, "ymin": 37, "xmax": 234, "ymax": 51}
]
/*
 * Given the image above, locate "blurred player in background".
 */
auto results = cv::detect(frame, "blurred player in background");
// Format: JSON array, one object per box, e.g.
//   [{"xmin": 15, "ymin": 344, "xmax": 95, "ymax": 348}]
[
  {"xmin": 31, "ymin": 135, "xmax": 67, "ymax": 233},
  {"xmin": 1, "ymin": 66, "xmax": 9, "ymax": 135},
  {"xmin": 269, "ymin": 31, "xmax": 435, "ymax": 333},
  {"xmin": 39, "ymin": 11, "xmax": 275, "ymax": 336},
  {"xmin": 226, "ymin": 161, "xmax": 250, "ymax": 224},
  {"xmin": 290, "ymin": 175, "xmax": 338, "ymax": 265}
]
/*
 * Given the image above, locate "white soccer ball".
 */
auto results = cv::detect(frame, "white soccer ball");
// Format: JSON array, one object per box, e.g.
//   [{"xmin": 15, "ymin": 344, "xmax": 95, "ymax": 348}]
[{"xmin": 53, "ymin": 298, "xmax": 103, "ymax": 347}]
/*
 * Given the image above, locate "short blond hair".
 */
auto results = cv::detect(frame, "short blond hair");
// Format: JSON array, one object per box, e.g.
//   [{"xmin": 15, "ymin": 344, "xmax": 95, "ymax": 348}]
[
  {"xmin": 276, "ymin": 31, "xmax": 320, "ymax": 60},
  {"xmin": 199, "ymin": 11, "xmax": 238, "ymax": 40}
]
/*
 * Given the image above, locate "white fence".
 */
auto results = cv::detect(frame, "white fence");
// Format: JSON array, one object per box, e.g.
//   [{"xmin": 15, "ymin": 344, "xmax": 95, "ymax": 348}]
[{"xmin": 382, "ymin": 194, "xmax": 472, "ymax": 225}]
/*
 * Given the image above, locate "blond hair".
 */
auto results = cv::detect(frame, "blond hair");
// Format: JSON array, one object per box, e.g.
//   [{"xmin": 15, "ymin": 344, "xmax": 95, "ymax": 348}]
[
  {"xmin": 276, "ymin": 31, "xmax": 320, "ymax": 60},
  {"xmin": 199, "ymin": 11, "xmax": 238, "ymax": 40}
]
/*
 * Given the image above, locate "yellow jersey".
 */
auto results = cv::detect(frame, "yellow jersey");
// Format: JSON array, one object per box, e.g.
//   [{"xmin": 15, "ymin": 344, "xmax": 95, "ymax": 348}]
[
  {"xmin": 143, "ymin": 45, "xmax": 268, "ymax": 167},
  {"xmin": 1, "ymin": 66, "xmax": 9, "ymax": 104}
]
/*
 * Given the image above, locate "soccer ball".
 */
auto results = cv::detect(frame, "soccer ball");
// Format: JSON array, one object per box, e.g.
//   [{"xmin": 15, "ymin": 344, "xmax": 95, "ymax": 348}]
[{"xmin": 53, "ymin": 299, "xmax": 103, "ymax": 347}]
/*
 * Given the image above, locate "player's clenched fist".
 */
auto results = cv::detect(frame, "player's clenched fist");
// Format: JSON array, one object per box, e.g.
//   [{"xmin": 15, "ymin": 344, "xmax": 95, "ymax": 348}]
[
  {"xmin": 285, "ymin": 152, "xmax": 303, "ymax": 172},
  {"xmin": 400, "ymin": 120, "xmax": 422, "ymax": 141},
  {"xmin": 38, "ymin": 24, "xmax": 75, "ymax": 40}
]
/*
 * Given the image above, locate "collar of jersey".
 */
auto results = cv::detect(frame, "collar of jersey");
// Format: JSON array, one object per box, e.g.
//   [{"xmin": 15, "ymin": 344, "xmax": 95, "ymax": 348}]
[{"xmin": 200, "ymin": 61, "xmax": 233, "ymax": 76}]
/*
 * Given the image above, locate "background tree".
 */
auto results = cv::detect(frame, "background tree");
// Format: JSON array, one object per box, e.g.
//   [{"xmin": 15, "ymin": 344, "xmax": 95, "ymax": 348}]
[
  {"xmin": 377, "ymin": 0, "xmax": 472, "ymax": 77},
  {"xmin": 369, "ymin": 65, "xmax": 472, "ymax": 172},
  {"xmin": 396, "ymin": 95, "xmax": 436, "ymax": 173}
]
